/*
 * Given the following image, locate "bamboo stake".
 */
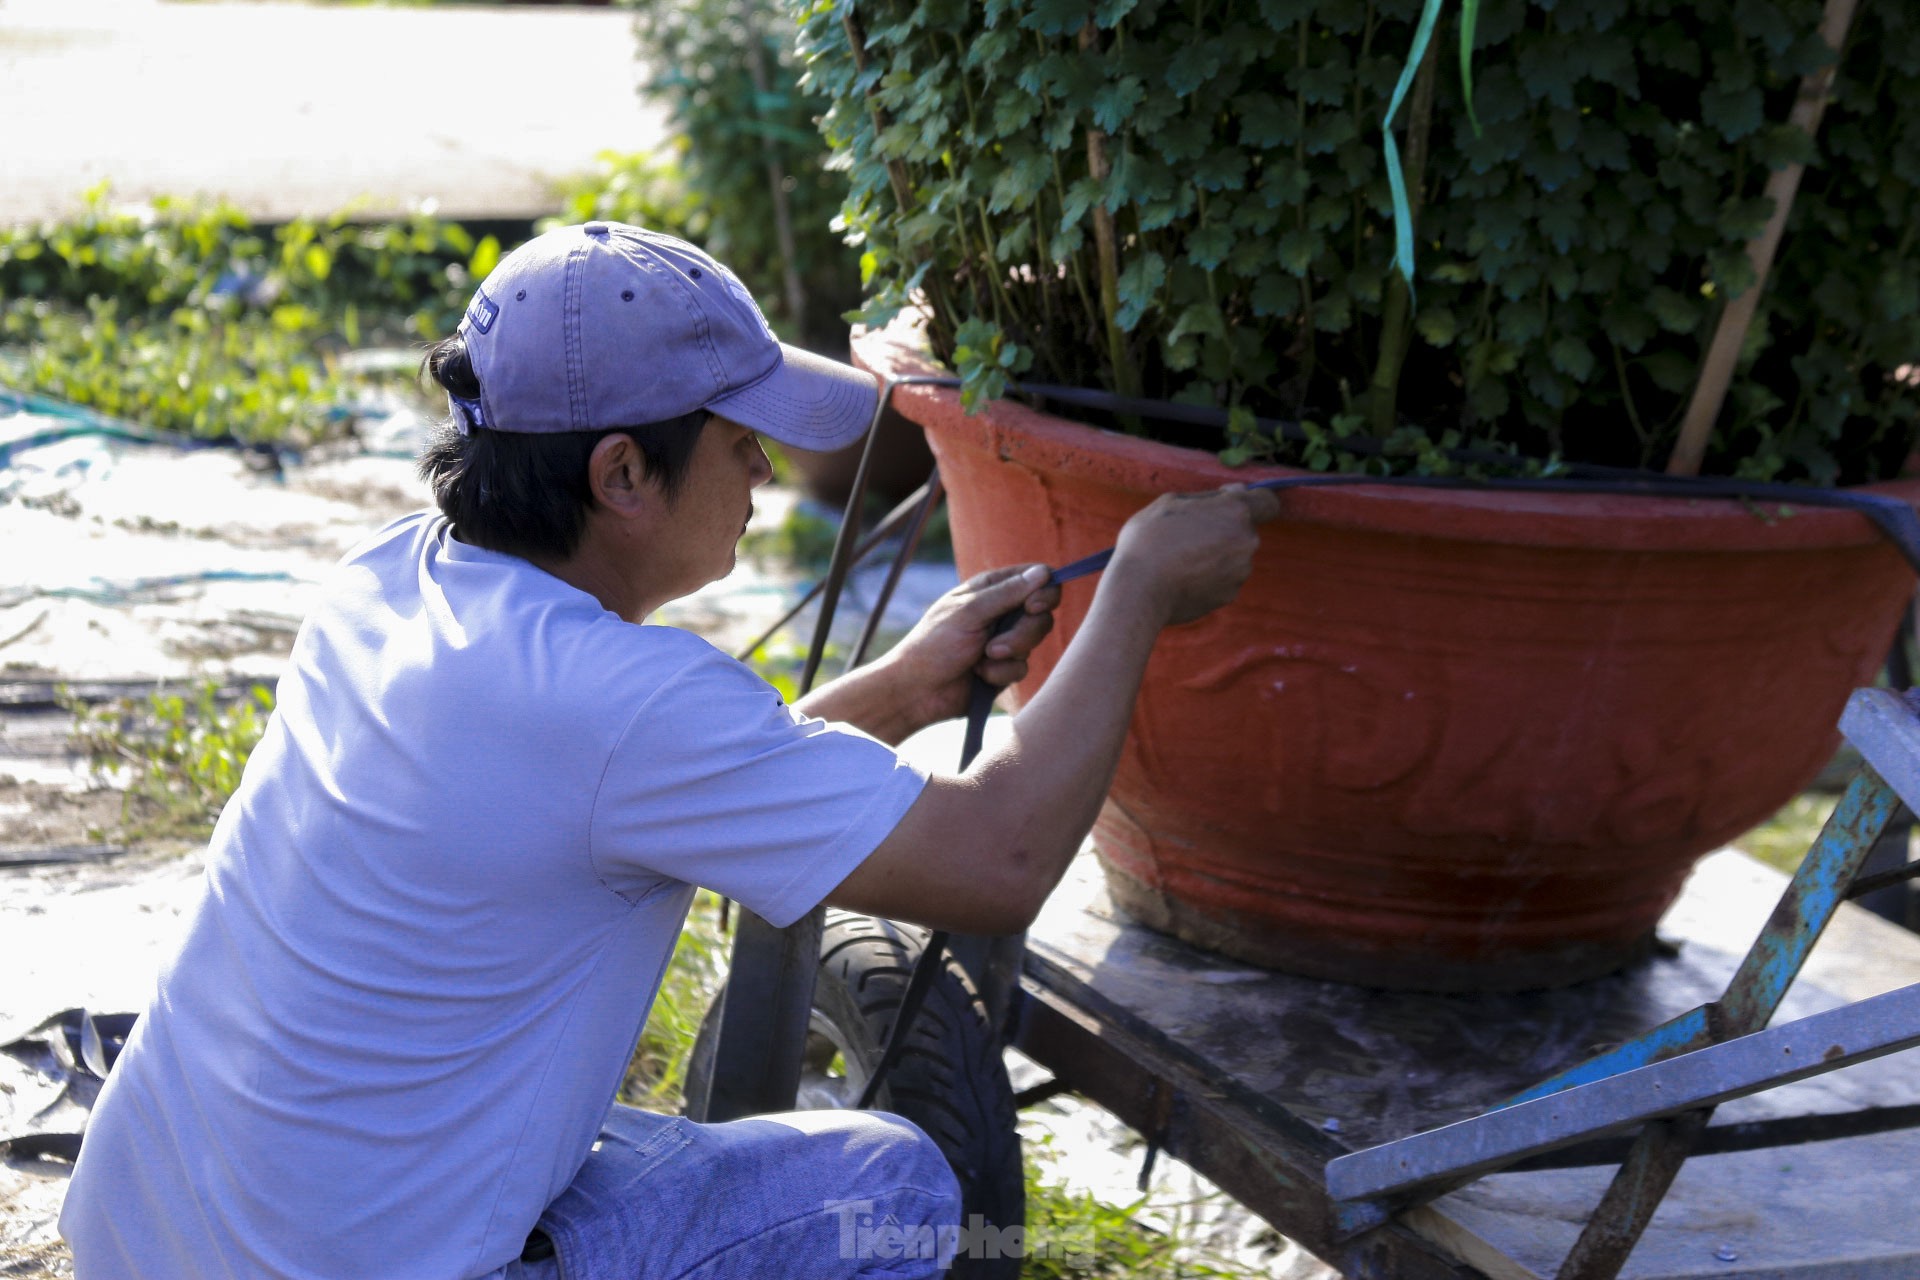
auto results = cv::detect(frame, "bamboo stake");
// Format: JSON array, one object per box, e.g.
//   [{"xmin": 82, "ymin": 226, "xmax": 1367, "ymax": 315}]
[{"xmin": 1664, "ymin": 0, "xmax": 1861, "ymax": 477}]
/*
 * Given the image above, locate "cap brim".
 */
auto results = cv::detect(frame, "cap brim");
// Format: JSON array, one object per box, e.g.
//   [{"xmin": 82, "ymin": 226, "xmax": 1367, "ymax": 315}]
[{"xmin": 704, "ymin": 344, "xmax": 878, "ymax": 453}]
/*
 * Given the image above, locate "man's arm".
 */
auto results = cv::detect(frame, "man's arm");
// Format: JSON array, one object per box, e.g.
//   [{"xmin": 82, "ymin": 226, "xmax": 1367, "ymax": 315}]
[
  {"xmin": 794, "ymin": 564, "xmax": 1061, "ymax": 745},
  {"xmin": 825, "ymin": 485, "xmax": 1281, "ymax": 935}
]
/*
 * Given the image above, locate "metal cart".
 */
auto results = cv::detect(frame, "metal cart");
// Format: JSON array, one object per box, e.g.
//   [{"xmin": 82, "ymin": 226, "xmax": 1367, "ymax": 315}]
[{"xmin": 687, "ymin": 395, "xmax": 1920, "ymax": 1279}]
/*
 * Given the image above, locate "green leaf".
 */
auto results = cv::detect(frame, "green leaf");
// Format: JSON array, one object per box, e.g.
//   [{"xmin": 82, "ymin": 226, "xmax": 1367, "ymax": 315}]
[
  {"xmin": 1549, "ymin": 335, "xmax": 1596, "ymax": 382},
  {"xmin": 1642, "ymin": 349, "xmax": 1696, "ymax": 393},
  {"xmin": 1235, "ymin": 92, "xmax": 1291, "ymax": 148},
  {"xmin": 1700, "ymin": 83, "xmax": 1764, "ymax": 142},
  {"xmin": 1187, "ymin": 224, "xmax": 1233, "ymax": 270},
  {"xmin": 1753, "ymin": 123, "xmax": 1817, "ymax": 170},
  {"xmin": 1647, "ymin": 286, "xmax": 1701, "ymax": 332},
  {"xmin": 1604, "ymin": 300, "xmax": 1657, "ymax": 352},
  {"xmin": 990, "ymin": 90, "xmax": 1041, "ymax": 137},
  {"xmin": 1167, "ymin": 301, "xmax": 1227, "ymax": 345},
  {"xmin": 1060, "ymin": 177, "xmax": 1101, "ymax": 231},
  {"xmin": 1497, "ymin": 297, "xmax": 1547, "ymax": 344},
  {"xmin": 1155, "ymin": 116, "xmax": 1213, "ymax": 164},
  {"xmin": 1167, "ymin": 39, "xmax": 1227, "ymax": 96},
  {"xmin": 1115, "ymin": 251, "xmax": 1167, "ymax": 330},
  {"xmin": 1193, "ymin": 148, "xmax": 1250, "ymax": 191},
  {"xmin": 1290, "ymin": 63, "xmax": 1350, "ymax": 106},
  {"xmin": 1716, "ymin": 196, "xmax": 1775, "ymax": 242},
  {"xmin": 468, "ymin": 235, "xmax": 500, "ymax": 281},
  {"xmin": 1416, "ymin": 307, "xmax": 1458, "ymax": 346},
  {"xmin": 1276, "ymin": 228, "xmax": 1324, "ymax": 275},
  {"xmin": 1251, "ymin": 272, "xmax": 1301, "ymax": 317},
  {"xmin": 1091, "ymin": 78, "xmax": 1146, "ymax": 133},
  {"xmin": 1019, "ymin": 0, "xmax": 1090, "ymax": 36},
  {"xmin": 987, "ymin": 148, "xmax": 1050, "ymax": 213}
]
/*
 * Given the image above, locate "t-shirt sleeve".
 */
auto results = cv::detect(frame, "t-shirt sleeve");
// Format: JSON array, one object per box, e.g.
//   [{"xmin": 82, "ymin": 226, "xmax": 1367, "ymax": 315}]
[{"xmin": 587, "ymin": 649, "xmax": 928, "ymax": 926}]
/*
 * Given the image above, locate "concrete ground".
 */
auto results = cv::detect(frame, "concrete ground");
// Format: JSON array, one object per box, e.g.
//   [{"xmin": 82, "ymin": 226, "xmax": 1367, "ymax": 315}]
[{"xmin": 0, "ymin": 0, "xmax": 669, "ymax": 227}]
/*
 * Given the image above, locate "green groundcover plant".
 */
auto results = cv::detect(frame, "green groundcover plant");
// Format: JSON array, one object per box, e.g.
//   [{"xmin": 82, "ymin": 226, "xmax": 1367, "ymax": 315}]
[
  {"xmin": 0, "ymin": 188, "xmax": 495, "ymax": 445},
  {"xmin": 796, "ymin": 0, "xmax": 1920, "ymax": 484}
]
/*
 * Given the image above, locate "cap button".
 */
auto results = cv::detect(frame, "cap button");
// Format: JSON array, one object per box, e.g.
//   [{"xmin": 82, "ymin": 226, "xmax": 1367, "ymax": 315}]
[{"xmin": 583, "ymin": 221, "xmax": 608, "ymax": 237}]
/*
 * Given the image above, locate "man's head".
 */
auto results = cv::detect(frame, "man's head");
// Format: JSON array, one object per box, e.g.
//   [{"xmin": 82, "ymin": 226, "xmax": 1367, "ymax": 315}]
[{"xmin": 418, "ymin": 221, "xmax": 878, "ymax": 562}]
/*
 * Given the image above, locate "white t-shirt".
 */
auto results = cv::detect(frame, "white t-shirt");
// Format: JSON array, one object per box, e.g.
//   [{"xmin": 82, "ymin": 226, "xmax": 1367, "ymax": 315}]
[{"xmin": 61, "ymin": 512, "xmax": 928, "ymax": 1279}]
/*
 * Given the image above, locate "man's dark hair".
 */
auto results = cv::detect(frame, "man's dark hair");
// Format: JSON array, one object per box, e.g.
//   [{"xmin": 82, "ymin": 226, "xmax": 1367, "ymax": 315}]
[{"xmin": 418, "ymin": 335, "xmax": 706, "ymax": 561}]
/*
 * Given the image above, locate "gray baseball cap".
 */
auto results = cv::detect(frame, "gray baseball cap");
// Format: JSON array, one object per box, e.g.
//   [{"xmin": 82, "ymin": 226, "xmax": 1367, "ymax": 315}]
[{"xmin": 450, "ymin": 221, "xmax": 876, "ymax": 451}]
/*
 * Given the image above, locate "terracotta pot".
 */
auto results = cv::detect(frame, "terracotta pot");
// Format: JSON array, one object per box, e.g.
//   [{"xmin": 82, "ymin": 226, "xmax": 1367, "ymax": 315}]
[{"xmin": 854, "ymin": 315, "xmax": 1920, "ymax": 990}]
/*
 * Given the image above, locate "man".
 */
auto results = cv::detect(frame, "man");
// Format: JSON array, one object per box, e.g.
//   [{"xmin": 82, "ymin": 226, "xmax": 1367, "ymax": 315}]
[{"xmin": 61, "ymin": 222, "xmax": 1278, "ymax": 1279}]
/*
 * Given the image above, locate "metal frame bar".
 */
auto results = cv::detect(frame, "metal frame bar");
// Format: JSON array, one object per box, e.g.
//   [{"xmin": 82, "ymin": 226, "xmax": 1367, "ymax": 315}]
[
  {"xmin": 1328, "ymin": 686, "xmax": 1920, "ymax": 1277},
  {"xmin": 1326, "ymin": 980, "xmax": 1920, "ymax": 1202}
]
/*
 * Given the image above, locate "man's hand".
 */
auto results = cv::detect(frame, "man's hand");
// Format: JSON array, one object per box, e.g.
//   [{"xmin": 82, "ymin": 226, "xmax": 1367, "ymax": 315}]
[
  {"xmin": 880, "ymin": 563, "xmax": 1063, "ymax": 731},
  {"xmin": 829, "ymin": 483, "xmax": 1284, "ymax": 934},
  {"xmin": 1109, "ymin": 484, "xmax": 1282, "ymax": 627},
  {"xmin": 793, "ymin": 563, "xmax": 1059, "ymax": 745}
]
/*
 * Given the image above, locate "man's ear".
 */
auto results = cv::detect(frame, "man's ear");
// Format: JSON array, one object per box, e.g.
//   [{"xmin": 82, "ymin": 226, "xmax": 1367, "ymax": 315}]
[{"xmin": 586, "ymin": 433, "xmax": 651, "ymax": 518}]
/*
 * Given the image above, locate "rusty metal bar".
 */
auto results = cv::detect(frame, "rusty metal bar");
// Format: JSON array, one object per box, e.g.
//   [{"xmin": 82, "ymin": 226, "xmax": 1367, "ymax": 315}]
[
  {"xmin": 1333, "ymin": 692, "xmax": 1918, "ymax": 1273},
  {"xmin": 1551, "ymin": 711, "xmax": 1907, "ymax": 1278},
  {"xmin": 1327, "ymin": 980, "xmax": 1920, "ymax": 1204},
  {"xmin": 1509, "ymin": 1101, "xmax": 1920, "ymax": 1170}
]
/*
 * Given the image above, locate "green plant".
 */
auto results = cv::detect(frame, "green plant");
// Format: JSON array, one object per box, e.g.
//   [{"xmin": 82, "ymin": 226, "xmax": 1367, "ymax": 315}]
[
  {"xmin": 621, "ymin": 890, "xmax": 731, "ymax": 1112},
  {"xmin": 546, "ymin": 149, "xmax": 712, "ymax": 243},
  {"xmin": 65, "ymin": 679, "xmax": 275, "ymax": 841},
  {"xmin": 799, "ymin": 0, "xmax": 1920, "ymax": 484},
  {"xmin": 2, "ymin": 298, "xmax": 369, "ymax": 446},
  {"xmin": 1018, "ymin": 1133, "xmax": 1243, "ymax": 1278},
  {"xmin": 631, "ymin": 0, "xmax": 864, "ymax": 352},
  {"xmin": 1737, "ymin": 790, "xmax": 1839, "ymax": 875},
  {"xmin": 0, "ymin": 187, "xmax": 498, "ymax": 442}
]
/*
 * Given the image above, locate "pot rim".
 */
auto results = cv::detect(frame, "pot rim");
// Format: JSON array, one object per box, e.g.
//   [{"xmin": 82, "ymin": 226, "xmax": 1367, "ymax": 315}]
[{"xmin": 853, "ymin": 315, "xmax": 1920, "ymax": 555}]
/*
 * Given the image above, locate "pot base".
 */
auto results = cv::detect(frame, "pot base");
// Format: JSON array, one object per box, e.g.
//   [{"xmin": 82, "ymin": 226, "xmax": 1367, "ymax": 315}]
[{"xmin": 1096, "ymin": 855, "xmax": 1658, "ymax": 993}]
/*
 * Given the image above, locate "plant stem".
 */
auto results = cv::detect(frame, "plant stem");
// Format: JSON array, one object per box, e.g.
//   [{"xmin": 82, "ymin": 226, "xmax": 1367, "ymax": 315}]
[
  {"xmin": 1611, "ymin": 336, "xmax": 1651, "ymax": 459},
  {"xmin": 1365, "ymin": 16, "xmax": 1440, "ymax": 439},
  {"xmin": 1080, "ymin": 21, "xmax": 1145, "ymax": 410},
  {"xmin": 1296, "ymin": 18, "xmax": 1318, "ymax": 412}
]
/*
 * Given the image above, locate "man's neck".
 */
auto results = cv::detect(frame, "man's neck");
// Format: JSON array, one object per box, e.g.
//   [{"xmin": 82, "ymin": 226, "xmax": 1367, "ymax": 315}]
[{"xmin": 527, "ymin": 537, "xmax": 655, "ymax": 624}]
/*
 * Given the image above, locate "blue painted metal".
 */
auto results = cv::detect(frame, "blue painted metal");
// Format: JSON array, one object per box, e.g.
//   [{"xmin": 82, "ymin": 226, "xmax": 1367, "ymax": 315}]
[
  {"xmin": 1329, "ymin": 695, "xmax": 1915, "ymax": 1275},
  {"xmin": 1502, "ymin": 1006, "xmax": 1716, "ymax": 1107},
  {"xmin": 1327, "ymin": 980, "xmax": 1920, "ymax": 1202},
  {"xmin": 1548, "ymin": 760, "xmax": 1901, "ymax": 1276},
  {"xmin": 1503, "ymin": 766, "xmax": 1896, "ymax": 1113},
  {"xmin": 1721, "ymin": 768, "xmax": 1897, "ymax": 1033}
]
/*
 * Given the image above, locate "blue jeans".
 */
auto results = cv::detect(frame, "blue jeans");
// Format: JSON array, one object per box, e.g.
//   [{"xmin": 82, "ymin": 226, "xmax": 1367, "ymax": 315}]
[{"xmin": 503, "ymin": 1105, "xmax": 962, "ymax": 1280}]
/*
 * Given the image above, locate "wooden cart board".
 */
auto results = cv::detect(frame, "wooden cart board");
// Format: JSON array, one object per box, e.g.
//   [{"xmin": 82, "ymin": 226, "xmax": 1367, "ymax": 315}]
[{"xmin": 1011, "ymin": 846, "xmax": 1920, "ymax": 1279}]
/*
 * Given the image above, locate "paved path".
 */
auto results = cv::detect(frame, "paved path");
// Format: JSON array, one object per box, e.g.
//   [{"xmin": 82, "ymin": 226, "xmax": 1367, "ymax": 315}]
[{"xmin": 0, "ymin": 0, "xmax": 670, "ymax": 227}]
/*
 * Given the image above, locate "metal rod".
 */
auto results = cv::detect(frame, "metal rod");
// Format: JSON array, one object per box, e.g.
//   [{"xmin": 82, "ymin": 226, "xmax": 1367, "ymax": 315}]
[
  {"xmin": 797, "ymin": 380, "xmax": 895, "ymax": 695},
  {"xmin": 844, "ymin": 469, "xmax": 944, "ymax": 674},
  {"xmin": 730, "ymin": 479, "xmax": 936, "ymax": 664},
  {"xmin": 1506, "ymin": 1101, "xmax": 1920, "ymax": 1170},
  {"xmin": 1327, "ymin": 979, "xmax": 1920, "ymax": 1205}
]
